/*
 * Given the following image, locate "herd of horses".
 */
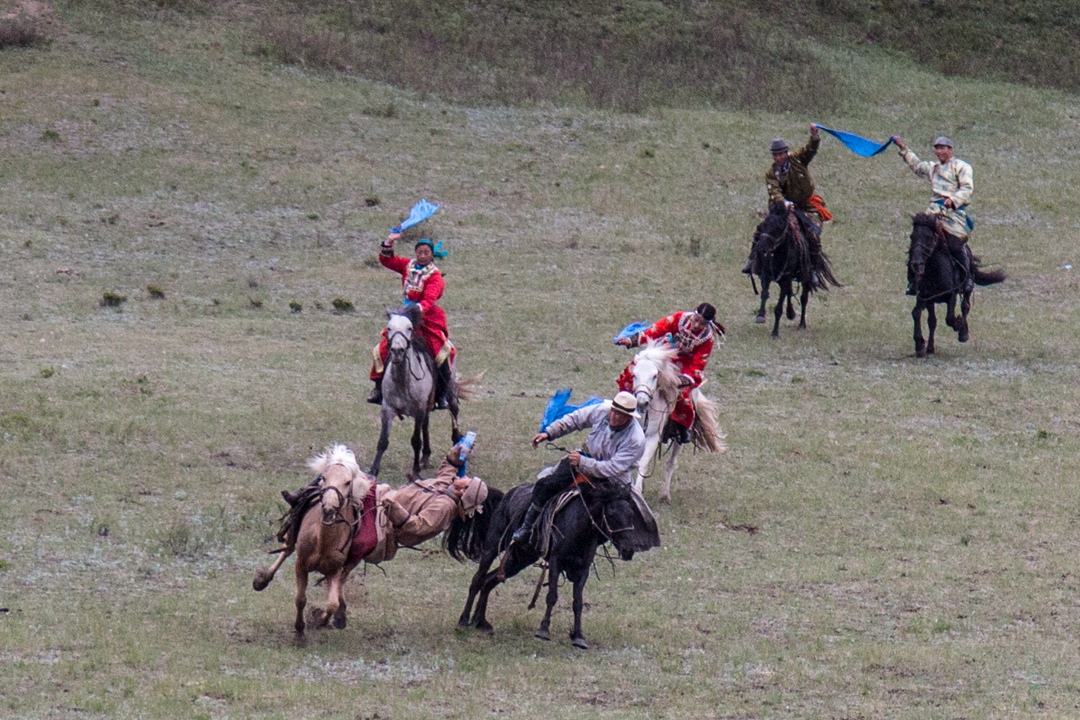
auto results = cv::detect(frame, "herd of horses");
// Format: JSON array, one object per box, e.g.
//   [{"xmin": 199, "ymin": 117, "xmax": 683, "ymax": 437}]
[{"xmin": 253, "ymin": 209, "xmax": 1005, "ymax": 646}]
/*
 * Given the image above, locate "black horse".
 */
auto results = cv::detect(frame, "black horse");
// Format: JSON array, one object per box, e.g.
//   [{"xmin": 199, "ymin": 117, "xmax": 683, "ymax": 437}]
[
  {"xmin": 750, "ymin": 204, "xmax": 840, "ymax": 337},
  {"xmin": 908, "ymin": 214, "xmax": 1006, "ymax": 357},
  {"xmin": 446, "ymin": 474, "xmax": 659, "ymax": 649}
]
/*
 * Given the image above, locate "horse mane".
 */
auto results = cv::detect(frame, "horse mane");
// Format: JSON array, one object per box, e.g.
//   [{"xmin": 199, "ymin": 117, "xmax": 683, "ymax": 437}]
[
  {"xmin": 637, "ymin": 340, "xmax": 682, "ymax": 390},
  {"xmin": 443, "ymin": 485, "xmax": 505, "ymax": 563},
  {"xmin": 307, "ymin": 444, "xmax": 372, "ymax": 503},
  {"xmin": 912, "ymin": 213, "xmax": 939, "ymax": 230}
]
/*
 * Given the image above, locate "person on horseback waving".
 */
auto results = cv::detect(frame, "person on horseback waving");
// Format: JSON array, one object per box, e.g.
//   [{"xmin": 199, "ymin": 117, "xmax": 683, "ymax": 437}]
[
  {"xmin": 743, "ymin": 125, "xmax": 831, "ymax": 278},
  {"xmin": 891, "ymin": 135, "xmax": 975, "ymax": 295},
  {"xmin": 368, "ymin": 231, "xmax": 456, "ymax": 409},
  {"xmin": 615, "ymin": 303, "xmax": 723, "ymax": 446},
  {"xmin": 511, "ymin": 391, "xmax": 645, "ymax": 544}
]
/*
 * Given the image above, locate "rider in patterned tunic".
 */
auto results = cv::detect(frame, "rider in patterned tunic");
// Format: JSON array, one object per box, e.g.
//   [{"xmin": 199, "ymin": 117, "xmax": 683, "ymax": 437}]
[
  {"xmin": 368, "ymin": 231, "xmax": 456, "ymax": 409},
  {"xmin": 615, "ymin": 303, "xmax": 723, "ymax": 445},
  {"xmin": 891, "ymin": 135, "xmax": 975, "ymax": 294}
]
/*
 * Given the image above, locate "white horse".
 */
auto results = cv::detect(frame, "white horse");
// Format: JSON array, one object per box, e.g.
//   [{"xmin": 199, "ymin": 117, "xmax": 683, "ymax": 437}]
[
  {"xmin": 370, "ymin": 305, "xmax": 461, "ymax": 479},
  {"xmin": 627, "ymin": 340, "xmax": 726, "ymax": 503}
]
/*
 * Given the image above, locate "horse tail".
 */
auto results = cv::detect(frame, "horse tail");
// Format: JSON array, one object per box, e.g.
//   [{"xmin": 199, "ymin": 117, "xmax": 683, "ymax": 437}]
[
  {"xmin": 443, "ymin": 486, "xmax": 504, "ymax": 563},
  {"xmin": 970, "ymin": 256, "xmax": 1006, "ymax": 287},
  {"xmin": 454, "ymin": 369, "xmax": 486, "ymax": 401},
  {"xmin": 813, "ymin": 249, "xmax": 842, "ymax": 290},
  {"xmin": 689, "ymin": 389, "xmax": 727, "ymax": 454}
]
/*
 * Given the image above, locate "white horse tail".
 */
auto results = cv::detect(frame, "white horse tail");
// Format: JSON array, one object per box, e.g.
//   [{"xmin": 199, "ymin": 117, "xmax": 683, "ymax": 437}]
[
  {"xmin": 455, "ymin": 368, "xmax": 486, "ymax": 401},
  {"xmin": 690, "ymin": 389, "xmax": 726, "ymax": 453}
]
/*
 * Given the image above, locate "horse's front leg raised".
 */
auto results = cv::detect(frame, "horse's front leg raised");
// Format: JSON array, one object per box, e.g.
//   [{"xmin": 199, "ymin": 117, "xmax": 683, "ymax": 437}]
[
  {"xmin": 912, "ymin": 302, "xmax": 927, "ymax": 357},
  {"xmin": 536, "ymin": 556, "xmax": 560, "ymax": 642},
  {"xmin": 659, "ymin": 442, "xmax": 683, "ymax": 504},
  {"xmin": 253, "ymin": 546, "xmax": 293, "ymax": 591},
  {"xmin": 369, "ymin": 411, "xmax": 393, "ymax": 477}
]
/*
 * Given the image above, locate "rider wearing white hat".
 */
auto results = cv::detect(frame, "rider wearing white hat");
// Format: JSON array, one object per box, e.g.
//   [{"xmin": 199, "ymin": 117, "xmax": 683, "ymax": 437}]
[{"xmin": 511, "ymin": 391, "xmax": 646, "ymax": 543}]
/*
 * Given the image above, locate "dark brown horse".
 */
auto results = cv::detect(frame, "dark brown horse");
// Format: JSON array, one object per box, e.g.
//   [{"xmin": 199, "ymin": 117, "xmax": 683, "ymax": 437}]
[
  {"xmin": 447, "ymin": 473, "xmax": 659, "ymax": 649},
  {"xmin": 908, "ymin": 214, "xmax": 1005, "ymax": 357},
  {"xmin": 750, "ymin": 204, "xmax": 840, "ymax": 337}
]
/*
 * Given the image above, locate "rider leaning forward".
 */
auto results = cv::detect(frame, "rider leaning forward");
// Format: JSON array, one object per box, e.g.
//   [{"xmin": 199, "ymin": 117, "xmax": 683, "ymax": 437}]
[
  {"xmin": 511, "ymin": 391, "xmax": 646, "ymax": 543},
  {"xmin": 368, "ymin": 231, "xmax": 456, "ymax": 409},
  {"xmin": 891, "ymin": 135, "xmax": 975, "ymax": 294},
  {"xmin": 743, "ymin": 124, "xmax": 831, "ymax": 278},
  {"xmin": 615, "ymin": 303, "xmax": 723, "ymax": 446}
]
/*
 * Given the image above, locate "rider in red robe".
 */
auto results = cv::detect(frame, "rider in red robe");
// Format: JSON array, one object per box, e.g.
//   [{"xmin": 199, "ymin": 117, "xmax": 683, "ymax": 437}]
[
  {"xmin": 616, "ymin": 303, "xmax": 723, "ymax": 444},
  {"xmin": 368, "ymin": 232, "xmax": 456, "ymax": 408}
]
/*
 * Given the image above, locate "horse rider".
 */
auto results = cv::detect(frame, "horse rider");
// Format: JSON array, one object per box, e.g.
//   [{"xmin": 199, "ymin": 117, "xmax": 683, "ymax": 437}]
[
  {"xmin": 368, "ymin": 230, "xmax": 456, "ymax": 409},
  {"xmin": 615, "ymin": 303, "xmax": 723, "ymax": 445},
  {"xmin": 891, "ymin": 135, "xmax": 975, "ymax": 294},
  {"xmin": 511, "ymin": 391, "xmax": 645, "ymax": 543},
  {"xmin": 742, "ymin": 124, "xmax": 831, "ymax": 279},
  {"xmin": 280, "ymin": 439, "xmax": 489, "ymax": 560}
]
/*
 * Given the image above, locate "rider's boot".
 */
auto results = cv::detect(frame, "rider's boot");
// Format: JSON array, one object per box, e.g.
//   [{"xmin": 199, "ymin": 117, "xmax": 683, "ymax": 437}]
[
  {"xmin": 367, "ymin": 378, "xmax": 382, "ymax": 405},
  {"xmin": 281, "ymin": 477, "xmax": 320, "ymax": 509},
  {"xmin": 675, "ymin": 423, "xmax": 691, "ymax": 445},
  {"xmin": 433, "ymin": 360, "xmax": 453, "ymax": 410},
  {"xmin": 512, "ymin": 503, "xmax": 542, "ymax": 543}
]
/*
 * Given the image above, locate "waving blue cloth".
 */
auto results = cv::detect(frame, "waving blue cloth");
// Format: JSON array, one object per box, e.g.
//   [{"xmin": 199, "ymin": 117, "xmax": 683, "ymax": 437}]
[
  {"xmin": 613, "ymin": 321, "xmax": 650, "ymax": 344},
  {"xmin": 815, "ymin": 124, "xmax": 895, "ymax": 157},
  {"xmin": 540, "ymin": 388, "xmax": 603, "ymax": 433},
  {"xmin": 392, "ymin": 199, "xmax": 440, "ymax": 233}
]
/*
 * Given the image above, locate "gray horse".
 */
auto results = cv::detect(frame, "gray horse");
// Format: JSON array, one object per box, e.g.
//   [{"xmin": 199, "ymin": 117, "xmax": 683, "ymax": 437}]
[{"xmin": 369, "ymin": 305, "xmax": 461, "ymax": 478}]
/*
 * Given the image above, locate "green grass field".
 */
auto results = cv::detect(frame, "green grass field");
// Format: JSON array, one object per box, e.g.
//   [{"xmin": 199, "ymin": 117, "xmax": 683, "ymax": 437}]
[{"xmin": 3, "ymin": 2, "xmax": 1080, "ymax": 718}]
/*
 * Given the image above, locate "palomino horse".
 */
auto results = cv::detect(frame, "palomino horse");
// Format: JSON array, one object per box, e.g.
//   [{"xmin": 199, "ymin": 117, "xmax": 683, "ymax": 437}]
[
  {"xmin": 370, "ymin": 304, "xmax": 461, "ymax": 478},
  {"xmin": 750, "ymin": 203, "xmax": 840, "ymax": 337},
  {"xmin": 450, "ymin": 475, "xmax": 659, "ymax": 649},
  {"xmin": 628, "ymin": 340, "xmax": 725, "ymax": 503},
  {"xmin": 252, "ymin": 444, "xmax": 373, "ymax": 634},
  {"xmin": 908, "ymin": 213, "xmax": 1006, "ymax": 357}
]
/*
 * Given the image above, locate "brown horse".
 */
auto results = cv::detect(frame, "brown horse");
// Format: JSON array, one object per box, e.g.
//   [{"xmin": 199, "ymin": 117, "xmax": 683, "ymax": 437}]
[{"xmin": 252, "ymin": 444, "xmax": 373, "ymax": 634}]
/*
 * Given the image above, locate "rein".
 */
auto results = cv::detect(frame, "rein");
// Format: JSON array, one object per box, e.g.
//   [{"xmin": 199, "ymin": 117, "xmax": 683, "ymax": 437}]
[{"xmin": 387, "ymin": 327, "xmax": 429, "ymax": 382}]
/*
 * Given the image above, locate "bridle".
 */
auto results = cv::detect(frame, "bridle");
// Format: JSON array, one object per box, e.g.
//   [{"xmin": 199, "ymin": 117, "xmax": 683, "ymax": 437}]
[{"xmin": 387, "ymin": 323, "xmax": 428, "ymax": 381}]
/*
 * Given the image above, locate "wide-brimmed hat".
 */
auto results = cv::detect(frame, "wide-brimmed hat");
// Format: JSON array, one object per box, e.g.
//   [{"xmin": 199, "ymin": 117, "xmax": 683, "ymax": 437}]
[
  {"xmin": 610, "ymin": 391, "xmax": 642, "ymax": 420},
  {"xmin": 769, "ymin": 138, "xmax": 789, "ymax": 153},
  {"xmin": 932, "ymin": 136, "xmax": 953, "ymax": 148}
]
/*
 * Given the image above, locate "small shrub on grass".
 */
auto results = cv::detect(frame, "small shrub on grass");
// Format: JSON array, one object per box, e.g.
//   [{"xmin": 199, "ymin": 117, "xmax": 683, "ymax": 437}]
[
  {"xmin": 147, "ymin": 284, "xmax": 165, "ymax": 299},
  {"xmin": 289, "ymin": 301, "xmax": 302, "ymax": 313},
  {"xmin": 0, "ymin": 15, "xmax": 46, "ymax": 50},
  {"xmin": 39, "ymin": 367, "xmax": 55, "ymax": 378},
  {"xmin": 332, "ymin": 298, "xmax": 355, "ymax": 314},
  {"xmin": 101, "ymin": 291, "xmax": 127, "ymax": 307}
]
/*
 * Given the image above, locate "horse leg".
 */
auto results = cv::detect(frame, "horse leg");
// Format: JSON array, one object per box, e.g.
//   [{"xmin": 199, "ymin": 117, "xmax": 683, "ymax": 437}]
[
  {"xmin": 330, "ymin": 568, "xmax": 351, "ymax": 629},
  {"xmin": 798, "ymin": 283, "xmax": 811, "ymax": 330},
  {"xmin": 569, "ymin": 568, "xmax": 590, "ymax": 649},
  {"xmin": 369, "ymin": 411, "xmax": 392, "ymax": 477},
  {"xmin": 772, "ymin": 283, "xmax": 788, "ymax": 338},
  {"xmin": 253, "ymin": 546, "xmax": 293, "ymax": 591},
  {"xmin": 420, "ymin": 413, "xmax": 432, "ymax": 470},
  {"xmin": 926, "ymin": 304, "xmax": 938, "ymax": 355},
  {"xmin": 756, "ymin": 278, "xmax": 770, "ymax": 324},
  {"xmin": 294, "ymin": 565, "xmax": 309, "ymax": 634},
  {"xmin": 912, "ymin": 302, "xmax": 927, "ymax": 358},
  {"xmin": 659, "ymin": 442, "xmax": 682, "ymax": 504},
  {"xmin": 536, "ymin": 556, "xmax": 560, "ymax": 641},
  {"xmin": 321, "ymin": 572, "xmax": 342, "ymax": 630},
  {"xmin": 458, "ymin": 551, "xmax": 497, "ymax": 630},
  {"xmin": 955, "ymin": 292, "xmax": 971, "ymax": 342},
  {"xmin": 409, "ymin": 416, "xmax": 424, "ymax": 479},
  {"xmin": 635, "ymin": 426, "xmax": 662, "ymax": 495},
  {"xmin": 474, "ymin": 552, "xmax": 528, "ymax": 633}
]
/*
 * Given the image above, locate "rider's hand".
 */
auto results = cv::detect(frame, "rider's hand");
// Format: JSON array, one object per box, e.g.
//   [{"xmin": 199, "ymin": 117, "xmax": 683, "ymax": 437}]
[
  {"xmin": 810, "ymin": 123, "xmax": 819, "ymax": 141},
  {"xmin": 387, "ymin": 231, "xmax": 401, "ymax": 244},
  {"xmin": 679, "ymin": 375, "xmax": 694, "ymax": 388},
  {"xmin": 784, "ymin": 200, "xmax": 794, "ymax": 210},
  {"xmin": 943, "ymin": 198, "xmax": 955, "ymax": 209},
  {"xmin": 891, "ymin": 135, "xmax": 905, "ymax": 151},
  {"xmin": 568, "ymin": 451, "xmax": 582, "ymax": 467},
  {"xmin": 616, "ymin": 337, "xmax": 633, "ymax": 347},
  {"xmin": 532, "ymin": 432, "xmax": 549, "ymax": 448}
]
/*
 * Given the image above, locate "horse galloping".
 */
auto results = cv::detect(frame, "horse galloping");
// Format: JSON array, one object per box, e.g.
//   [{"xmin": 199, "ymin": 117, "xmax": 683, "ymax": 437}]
[
  {"xmin": 627, "ymin": 340, "xmax": 725, "ymax": 503},
  {"xmin": 450, "ymin": 477, "xmax": 659, "ymax": 649},
  {"xmin": 370, "ymin": 304, "xmax": 461, "ymax": 478},
  {"xmin": 908, "ymin": 213, "xmax": 1006, "ymax": 357},
  {"xmin": 253, "ymin": 444, "xmax": 373, "ymax": 635},
  {"xmin": 750, "ymin": 204, "xmax": 840, "ymax": 337}
]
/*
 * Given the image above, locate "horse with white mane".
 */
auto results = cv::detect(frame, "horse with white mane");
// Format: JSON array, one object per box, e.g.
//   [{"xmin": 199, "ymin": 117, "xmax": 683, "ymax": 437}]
[
  {"xmin": 252, "ymin": 444, "xmax": 374, "ymax": 634},
  {"xmin": 627, "ymin": 340, "xmax": 725, "ymax": 503},
  {"xmin": 370, "ymin": 304, "xmax": 462, "ymax": 478}
]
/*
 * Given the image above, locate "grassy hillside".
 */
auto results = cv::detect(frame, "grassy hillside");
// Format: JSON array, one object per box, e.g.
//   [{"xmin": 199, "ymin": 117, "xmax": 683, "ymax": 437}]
[{"xmin": 2, "ymin": 1, "xmax": 1080, "ymax": 719}]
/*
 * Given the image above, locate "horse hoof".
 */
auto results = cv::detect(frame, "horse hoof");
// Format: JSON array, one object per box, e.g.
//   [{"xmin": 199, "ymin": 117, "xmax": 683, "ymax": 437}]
[
  {"xmin": 958, "ymin": 330, "xmax": 969, "ymax": 343},
  {"xmin": 476, "ymin": 621, "xmax": 494, "ymax": 634},
  {"xmin": 755, "ymin": 315, "xmax": 766, "ymax": 324},
  {"xmin": 658, "ymin": 493, "xmax": 671, "ymax": 504},
  {"xmin": 252, "ymin": 569, "xmax": 272, "ymax": 592},
  {"xmin": 535, "ymin": 628, "xmax": 550, "ymax": 641},
  {"xmin": 332, "ymin": 615, "xmax": 347, "ymax": 630},
  {"xmin": 571, "ymin": 636, "xmax": 588, "ymax": 650}
]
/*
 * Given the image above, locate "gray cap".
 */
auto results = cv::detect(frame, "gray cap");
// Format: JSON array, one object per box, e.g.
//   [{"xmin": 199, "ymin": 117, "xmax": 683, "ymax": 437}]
[
  {"xmin": 769, "ymin": 138, "xmax": 789, "ymax": 153},
  {"xmin": 933, "ymin": 136, "xmax": 953, "ymax": 148}
]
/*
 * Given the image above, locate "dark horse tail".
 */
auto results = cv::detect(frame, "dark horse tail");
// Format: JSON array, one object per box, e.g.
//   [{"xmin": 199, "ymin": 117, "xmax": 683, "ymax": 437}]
[
  {"xmin": 972, "ymin": 256, "xmax": 1006, "ymax": 287},
  {"xmin": 443, "ymin": 486, "xmax": 505, "ymax": 563}
]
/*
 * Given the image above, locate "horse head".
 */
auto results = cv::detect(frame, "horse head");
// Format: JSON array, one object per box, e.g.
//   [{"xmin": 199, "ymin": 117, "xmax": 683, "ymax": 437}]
[
  {"xmin": 307, "ymin": 444, "xmax": 372, "ymax": 525},
  {"xmin": 631, "ymin": 340, "xmax": 681, "ymax": 412},
  {"xmin": 585, "ymin": 482, "xmax": 644, "ymax": 562},
  {"xmin": 385, "ymin": 306, "xmax": 417, "ymax": 354},
  {"xmin": 908, "ymin": 213, "xmax": 943, "ymax": 285}
]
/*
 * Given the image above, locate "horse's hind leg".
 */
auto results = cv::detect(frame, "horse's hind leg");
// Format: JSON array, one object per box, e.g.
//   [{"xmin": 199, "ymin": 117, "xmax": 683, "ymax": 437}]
[
  {"xmin": 458, "ymin": 550, "xmax": 497, "ymax": 630},
  {"xmin": 253, "ymin": 547, "xmax": 292, "ymax": 591}
]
